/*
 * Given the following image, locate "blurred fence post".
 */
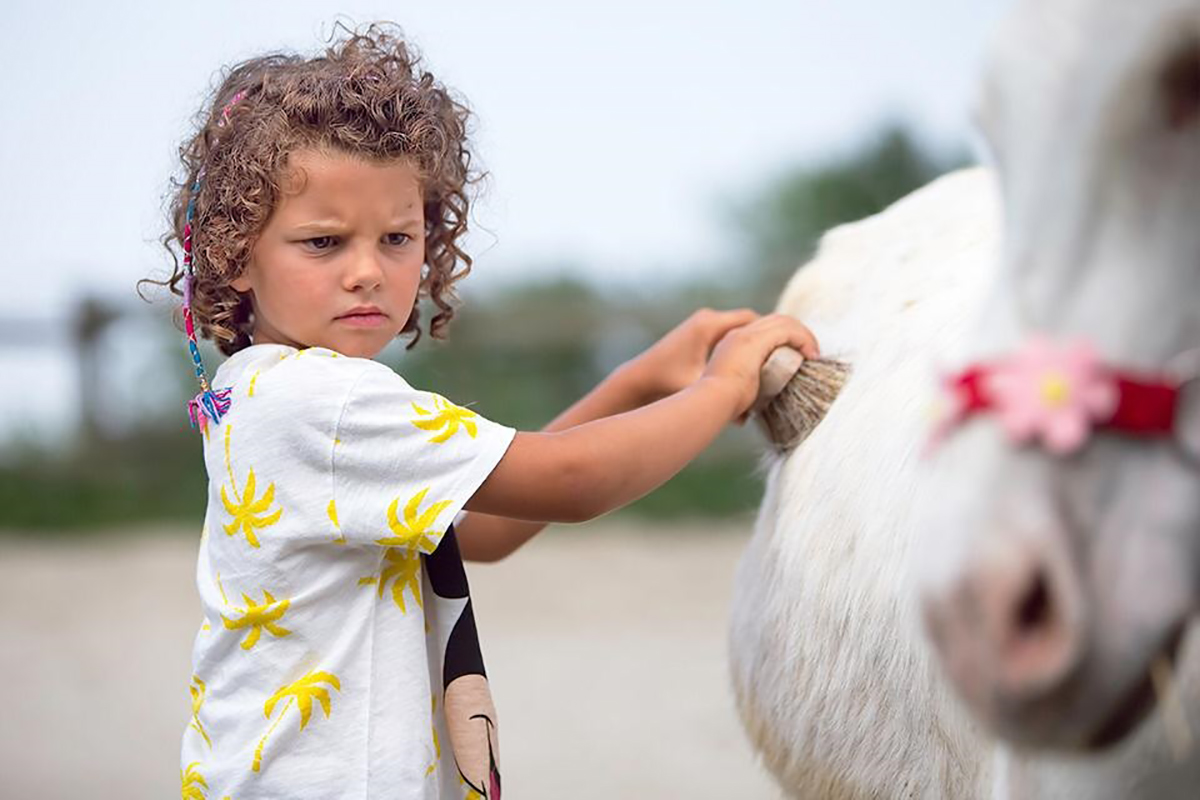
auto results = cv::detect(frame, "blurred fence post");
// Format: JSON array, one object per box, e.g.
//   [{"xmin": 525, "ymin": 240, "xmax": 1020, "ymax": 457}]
[
  {"xmin": 71, "ymin": 296, "xmax": 122, "ymax": 442},
  {"xmin": 0, "ymin": 293, "xmax": 122, "ymax": 444}
]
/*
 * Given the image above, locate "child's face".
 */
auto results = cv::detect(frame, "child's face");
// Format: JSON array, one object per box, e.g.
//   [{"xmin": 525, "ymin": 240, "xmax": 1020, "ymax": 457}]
[{"xmin": 231, "ymin": 147, "xmax": 427, "ymax": 358}]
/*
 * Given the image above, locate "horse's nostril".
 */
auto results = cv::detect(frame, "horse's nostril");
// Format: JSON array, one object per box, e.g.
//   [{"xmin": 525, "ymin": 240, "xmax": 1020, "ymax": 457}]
[
  {"xmin": 991, "ymin": 553, "xmax": 1085, "ymax": 700},
  {"xmin": 1016, "ymin": 569, "xmax": 1051, "ymax": 634}
]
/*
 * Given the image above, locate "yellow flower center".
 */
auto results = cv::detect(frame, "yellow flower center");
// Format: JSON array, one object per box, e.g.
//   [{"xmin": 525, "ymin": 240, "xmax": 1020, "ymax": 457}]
[{"xmin": 1040, "ymin": 372, "xmax": 1071, "ymax": 408}]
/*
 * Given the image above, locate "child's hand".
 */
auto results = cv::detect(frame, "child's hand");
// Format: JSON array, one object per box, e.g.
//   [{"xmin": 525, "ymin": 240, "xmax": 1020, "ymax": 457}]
[
  {"xmin": 623, "ymin": 308, "xmax": 763, "ymax": 402},
  {"xmin": 701, "ymin": 312, "xmax": 820, "ymax": 425}
]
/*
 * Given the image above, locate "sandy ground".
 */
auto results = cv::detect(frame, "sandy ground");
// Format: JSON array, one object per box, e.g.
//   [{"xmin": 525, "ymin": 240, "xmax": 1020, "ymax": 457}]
[{"xmin": 0, "ymin": 519, "xmax": 780, "ymax": 799}]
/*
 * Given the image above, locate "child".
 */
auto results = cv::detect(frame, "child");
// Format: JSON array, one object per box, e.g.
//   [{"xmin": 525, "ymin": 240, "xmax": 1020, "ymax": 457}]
[{"xmin": 150, "ymin": 23, "xmax": 817, "ymax": 800}]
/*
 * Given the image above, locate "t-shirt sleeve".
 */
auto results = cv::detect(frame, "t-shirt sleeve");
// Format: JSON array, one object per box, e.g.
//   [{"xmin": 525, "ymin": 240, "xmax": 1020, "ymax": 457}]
[{"xmin": 331, "ymin": 363, "xmax": 516, "ymax": 550}]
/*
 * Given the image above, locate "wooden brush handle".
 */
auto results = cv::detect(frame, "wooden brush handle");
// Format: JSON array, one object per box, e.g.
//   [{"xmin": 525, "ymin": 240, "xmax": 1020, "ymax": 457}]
[{"xmin": 753, "ymin": 346, "xmax": 805, "ymax": 413}]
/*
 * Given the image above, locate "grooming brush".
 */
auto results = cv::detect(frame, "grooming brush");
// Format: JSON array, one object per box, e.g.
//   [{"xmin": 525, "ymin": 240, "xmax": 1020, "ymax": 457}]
[{"xmin": 751, "ymin": 347, "xmax": 851, "ymax": 452}]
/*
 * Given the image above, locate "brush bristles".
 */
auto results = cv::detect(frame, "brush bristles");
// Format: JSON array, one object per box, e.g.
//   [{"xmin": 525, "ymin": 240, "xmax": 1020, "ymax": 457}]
[{"xmin": 755, "ymin": 358, "xmax": 851, "ymax": 452}]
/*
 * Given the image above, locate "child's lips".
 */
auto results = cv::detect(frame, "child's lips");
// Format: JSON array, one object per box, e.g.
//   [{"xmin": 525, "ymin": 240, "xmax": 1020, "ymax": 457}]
[{"xmin": 336, "ymin": 311, "xmax": 389, "ymax": 327}]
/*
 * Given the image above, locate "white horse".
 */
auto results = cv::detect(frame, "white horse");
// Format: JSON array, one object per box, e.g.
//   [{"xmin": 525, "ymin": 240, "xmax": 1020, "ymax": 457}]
[{"xmin": 730, "ymin": 0, "xmax": 1200, "ymax": 796}]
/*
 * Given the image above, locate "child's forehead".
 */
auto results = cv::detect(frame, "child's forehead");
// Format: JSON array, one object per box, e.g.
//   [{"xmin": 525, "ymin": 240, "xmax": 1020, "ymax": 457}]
[
  {"xmin": 281, "ymin": 146, "xmax": 421, "ymax": 186},
  {"xmin": 275, "ymin": 146, "xmax": 425, "ymax": 214}
]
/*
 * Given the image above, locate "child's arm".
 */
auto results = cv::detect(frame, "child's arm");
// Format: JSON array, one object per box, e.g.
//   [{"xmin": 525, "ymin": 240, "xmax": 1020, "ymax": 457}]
[
  {"xmin": 455, "ymin": 308, "xmax": 764, "ymax": 562},
  {"xmin": 463, "ymin": 313, "xmax": 818, "ymax": 526},
  {"xmin": 454, "ymin": 362, "xmax": 648, "ymax": 562}
]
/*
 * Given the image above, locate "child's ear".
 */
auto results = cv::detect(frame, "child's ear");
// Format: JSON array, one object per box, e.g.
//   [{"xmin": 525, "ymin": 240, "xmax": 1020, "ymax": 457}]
[{"xmin": 230, "ymin": 273, "xmax": 252, "ymax": 293}]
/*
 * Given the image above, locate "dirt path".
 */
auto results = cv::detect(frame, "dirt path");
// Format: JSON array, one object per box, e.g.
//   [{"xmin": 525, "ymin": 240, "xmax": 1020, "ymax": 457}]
[{"xmin": 0, "ymin": 519, "xmax": 779, "ymax": 798}]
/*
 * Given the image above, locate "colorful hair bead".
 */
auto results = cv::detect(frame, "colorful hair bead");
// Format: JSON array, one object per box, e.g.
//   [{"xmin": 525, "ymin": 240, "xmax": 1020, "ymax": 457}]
[{"xmin": 219, "ymin": 90, "xmax": 248, "ymax": 127}]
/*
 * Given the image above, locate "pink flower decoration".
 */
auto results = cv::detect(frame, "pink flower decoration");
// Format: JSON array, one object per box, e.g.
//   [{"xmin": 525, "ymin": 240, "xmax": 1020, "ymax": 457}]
[{"xmin": 985, "ymin": 337, "xmax": 1118, "ymax": 454}]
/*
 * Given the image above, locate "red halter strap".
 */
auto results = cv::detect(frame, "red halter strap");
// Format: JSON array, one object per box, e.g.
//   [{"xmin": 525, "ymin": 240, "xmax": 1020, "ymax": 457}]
[
  {"xmin": 946, "ymin": 365, "xmax": 1179, "ymax": 436},
  {"xmin": 930, "ymin": 339, "xmax": 1200, "ymax": 468},
  {"xmin": 927, "ymin": 331, "xmax": 1200, "ymax": 461}
]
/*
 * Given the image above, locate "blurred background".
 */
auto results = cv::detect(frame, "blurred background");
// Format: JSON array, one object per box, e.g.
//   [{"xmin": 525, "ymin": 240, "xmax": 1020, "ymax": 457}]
[{"xmin": 0, "ymin": 0, "xmax": 1005, "ymax": 796}]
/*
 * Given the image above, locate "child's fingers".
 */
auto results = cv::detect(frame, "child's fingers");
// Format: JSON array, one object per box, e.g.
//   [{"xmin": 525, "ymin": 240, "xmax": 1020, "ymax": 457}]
[
  {"xmin": 750, "ymin": 314, "xmax": 821, "ymax": 360},
  {"xmin": 717, "ymin": 308, "xmax": 760, "ymax": 326},
  {"xmin": 795, "ymin": 325, "xmax": 820, "ymax": 360},
  {"xmin": 700, "ymin": 308, "xmax": 760, "ymax": 346}
]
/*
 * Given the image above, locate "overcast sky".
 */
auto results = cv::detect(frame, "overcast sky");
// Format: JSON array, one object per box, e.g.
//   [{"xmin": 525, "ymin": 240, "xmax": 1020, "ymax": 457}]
[{"xmin": 0, "ymin": 0, "xmax": 1010, "ymax": 441}]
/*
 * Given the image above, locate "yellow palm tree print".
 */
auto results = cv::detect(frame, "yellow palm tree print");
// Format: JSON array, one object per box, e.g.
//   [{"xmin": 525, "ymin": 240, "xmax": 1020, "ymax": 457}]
[
  {"xmin": 411, "ymin": 395, "xmax": 479, "ymax": 443},
  {"xmin": 426, "ymin": 694, "xmax": 440, "ymax": 777},
  {"xmin": 358, "ymin": 547, "xmax": 423, "ymax": 613},
  {"xmin": 181, "ymin": 761, "xmax": 207, "ymax": 799},
  {"xmin": 221, "ymin": 590, "xmax": 292, "ymax": 650},
  {"xmin": 252, "ymin": 671, "xmax": 342, "ymax": 773},
  {"xmin": 376, "ymin": 488, "xmax": 452, "ymax": 553},
  {"xmin": 189, "ymin": 675, "xmax": 212, "ymax": 748},
  {"xmin": 327, "ymin": 498, "xmax": 347, "ymax": 545},
  {"xmin": 220, "ymin": 423, "xmax": 283, "ymax": 548}
]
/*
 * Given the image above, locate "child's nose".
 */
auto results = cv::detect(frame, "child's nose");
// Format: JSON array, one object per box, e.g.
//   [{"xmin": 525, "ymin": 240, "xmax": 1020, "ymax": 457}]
[{"xmin": 343, "ymin": 245, "xmax": 385, "ymax": 290}]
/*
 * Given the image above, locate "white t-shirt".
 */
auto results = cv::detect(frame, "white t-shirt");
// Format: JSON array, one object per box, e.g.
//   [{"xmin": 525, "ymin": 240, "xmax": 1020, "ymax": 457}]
[{"xmin": 180, "ymin": 344, "xmax": 516, "ymax": 799}]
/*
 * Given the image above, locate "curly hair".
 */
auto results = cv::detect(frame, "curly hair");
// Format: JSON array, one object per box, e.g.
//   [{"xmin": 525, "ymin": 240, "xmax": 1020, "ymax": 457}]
[{"xmin": 139, "ymin": 22, "xmax": 479, "ymax": 356}]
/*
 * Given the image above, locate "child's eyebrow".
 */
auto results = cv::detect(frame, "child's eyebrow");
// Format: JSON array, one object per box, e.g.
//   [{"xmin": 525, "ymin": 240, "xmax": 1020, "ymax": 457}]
[
  {"xmin": 291, "ymin": 215, "xmax": 423, "ymax": 233},
  {"xmin": 292, "ymin": 219, "xmax": 346, "ymax": 233}
]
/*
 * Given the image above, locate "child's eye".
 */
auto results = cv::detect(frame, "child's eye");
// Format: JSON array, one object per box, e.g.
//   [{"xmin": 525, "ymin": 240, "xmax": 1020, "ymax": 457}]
[
  {"xmin": 304, "ymin": 236, "xmax": 338, "ymax": 251},
  {"xmin": 384, "ymin": 232, "xmax": 411, "ymax": 246}
]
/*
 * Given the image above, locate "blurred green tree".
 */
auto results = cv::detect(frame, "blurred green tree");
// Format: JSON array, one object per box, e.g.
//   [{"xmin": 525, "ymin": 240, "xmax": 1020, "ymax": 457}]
[{"xmin": 731, "ymin": 122, "xmax": 970, "ymax": 307}]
